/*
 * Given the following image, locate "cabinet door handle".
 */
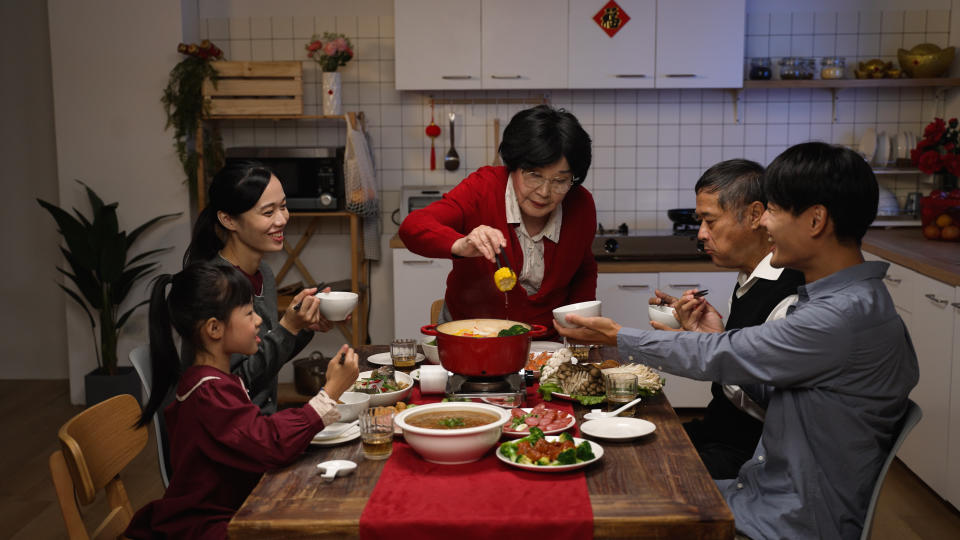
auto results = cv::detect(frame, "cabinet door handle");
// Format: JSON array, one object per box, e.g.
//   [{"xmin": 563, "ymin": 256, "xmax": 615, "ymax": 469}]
[
  {"xmin": 402, "ymin": 260, "xmax": 434, "ymax": 265},
  {"xmin": 441, "ymin": 75, "xmax": 473, "ymax": 80},
  {"xmin": 664, "ymin": 73, "xmax": 697, "ymax": 78},
  {"xmin": 618, "ymin": 284, "xmax": 651, "ymax": 290},
  {"xmin": 952, "ymin": 302, "xmax": 960, "ymax": 309},
  {"xmin": 615, "ymin": 74, "xmax": 647, "ymax": 78},
  {"xmin": 667, "ymin": 283, "xmax": 700, "ymax": 289},
  {"xmin": 883, "ymin": 276, "xmax": 902, "ymax": 284},
  {"xmin": 490, "ymin": 74, "xmax": 522, "ymax": 79},
  {"xmin": 925, "ymin": 293, "xmax": 949, "ymax": 305}
]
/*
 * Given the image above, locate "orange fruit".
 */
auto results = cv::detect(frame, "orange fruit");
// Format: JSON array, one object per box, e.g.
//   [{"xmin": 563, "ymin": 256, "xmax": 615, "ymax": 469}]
[
  {"xmin": 942, "ymin": 224, "xmax": 960, "ymax": 241},
  {"xmin": 935, "ymin": 213, "xmax": 953, "ymax": 227},
  {"xmin": 923, "ymin": 224, "xmax": 942, "ymax": 240}
]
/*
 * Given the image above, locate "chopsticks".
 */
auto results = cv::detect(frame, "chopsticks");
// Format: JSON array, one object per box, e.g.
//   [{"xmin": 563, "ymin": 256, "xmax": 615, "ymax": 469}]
[
  {"xmin": 657, "ymin": 289, "xmax": 708, "ymax": 306},
  {"xmin": 292, "ymin": 281, "xmax": 326, "ymax": 312},
  {"xmin": 495, "ymin": 248, "xmax": 512, "ymax": 271}
]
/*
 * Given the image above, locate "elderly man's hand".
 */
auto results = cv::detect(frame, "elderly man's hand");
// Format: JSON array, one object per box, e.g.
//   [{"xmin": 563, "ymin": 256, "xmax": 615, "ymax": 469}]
[{"xmin": 553, "ymin": 314, "xmax": 621, "ymax": 346}]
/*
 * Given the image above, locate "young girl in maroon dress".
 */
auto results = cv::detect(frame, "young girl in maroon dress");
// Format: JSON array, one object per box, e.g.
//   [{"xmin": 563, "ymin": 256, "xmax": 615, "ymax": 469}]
[{"xmin": 125, "ymin": 263, "xmax": 359, "ymax": 539}]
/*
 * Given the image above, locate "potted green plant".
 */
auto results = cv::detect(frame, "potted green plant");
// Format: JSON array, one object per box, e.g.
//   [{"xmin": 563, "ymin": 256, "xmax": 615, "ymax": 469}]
[
  {"xmin": 38, "ymin": 181, "xmax": 180, "ymax": 405},
  {"xmin": 162, "ymin": 40, "xmax": 225, "ymax": 196}
]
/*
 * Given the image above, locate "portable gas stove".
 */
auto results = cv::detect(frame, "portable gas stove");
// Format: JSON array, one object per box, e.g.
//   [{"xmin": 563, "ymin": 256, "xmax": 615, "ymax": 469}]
[
  {"xmin": 445, "ymin": 372, "xmax": 528, "ymax": 408},
  {"xmin": 592, "ymin": 222, "xmax": 707, "ymax": 261}
]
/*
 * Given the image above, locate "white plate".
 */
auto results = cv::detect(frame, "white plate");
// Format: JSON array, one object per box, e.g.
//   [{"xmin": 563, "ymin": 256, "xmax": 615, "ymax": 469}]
[
  {"xmin": 875, "ymin": 132, "xmax": 890, "ymax": 165},
  {"xmin": 906, "ymin": 131, "xmax": 916, "ymax": 154},
  {"xmin": 896, "ymin": 132, "xmax": 908, "ymax": 160},
  {"xmin": 367, "ymin": 352, "xmax": 425, "ymax": 366},
  {"xmin": 580, "ymin": 417, "xmax": 656, "ymax": 440},
  {"xmin": 502, "ymin": 407, "xmax": 576, "ymax": 437},
  {"xmin": 530, "ymin": 341, "xmax": 564, "ymax": 353},
  {"xmin": 859, "ymin": 128, "xmax": 877, "ymax": 163},
  {"xmin": 497, "ymin": 436, "xmax": 603, "ymax": 472},
  {"xmin": 311, "ymin": 425, "xmax": 361, "ymax": 446},
  {"xmin": 410, "ymin": 368, "xmax": 420, "ymax": 381}
]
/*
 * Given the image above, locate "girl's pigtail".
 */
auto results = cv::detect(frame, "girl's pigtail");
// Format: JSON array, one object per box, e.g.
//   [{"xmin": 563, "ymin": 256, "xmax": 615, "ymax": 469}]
[{"xmin": 137, "ymin": 274, "xmax": 180, "ymax": 427}]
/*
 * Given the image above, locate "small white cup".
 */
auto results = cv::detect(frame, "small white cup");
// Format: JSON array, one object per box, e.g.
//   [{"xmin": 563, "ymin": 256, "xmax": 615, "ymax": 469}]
[
  {"xmin": 648, "ymin": 304, "xmax": 681, "ymax": 329},
  {"xmin": 552, "ymin": 300, "xmax": 602, "ymax": 328},
  {"xmin": 315, "ymin": 291, "xmax": 358, "ymax": 321},
  {"xmin": 419, "ymin": 365, "xmax": 449, "ymax": 394}
]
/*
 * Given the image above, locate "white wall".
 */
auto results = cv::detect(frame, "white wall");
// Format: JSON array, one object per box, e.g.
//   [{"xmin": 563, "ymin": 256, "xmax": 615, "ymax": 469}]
[
  {"xmin": 0, "ymin": 0, "xmax": 66, "ymax": 379},
  {"xmin": 48, "ymin": 0, "xmax": 193, "ymax": 404}
]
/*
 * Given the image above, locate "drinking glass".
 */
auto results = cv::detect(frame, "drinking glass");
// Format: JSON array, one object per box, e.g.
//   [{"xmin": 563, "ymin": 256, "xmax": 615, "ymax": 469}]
[
  {"xmin": 604, "ymin": 373, "xmax": 639, "ymax": 416},
  {"xmin": 359, "ymin": 407, "xmax": 394, "ymax": 460},
  {"xmin": 390, "ymin": 338, "xmax": 417, "ymax": 373}
]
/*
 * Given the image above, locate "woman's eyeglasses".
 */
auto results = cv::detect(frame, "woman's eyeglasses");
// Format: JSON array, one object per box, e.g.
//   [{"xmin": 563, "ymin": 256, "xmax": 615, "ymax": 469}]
[{"xmin": 520, "ymin": 169, "xmax": 577, "ymax": 194}]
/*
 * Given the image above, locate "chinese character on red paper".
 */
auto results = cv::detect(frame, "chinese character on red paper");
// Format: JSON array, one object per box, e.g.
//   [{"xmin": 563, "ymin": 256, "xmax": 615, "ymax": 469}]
[{"xmin": 593, "ymin": 0, "xmax": 631, "ymax": 38}]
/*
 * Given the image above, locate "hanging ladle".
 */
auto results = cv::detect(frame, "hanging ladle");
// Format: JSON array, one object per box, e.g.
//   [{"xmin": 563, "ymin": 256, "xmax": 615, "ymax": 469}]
[
  {"xmin": 494, "ymin": 249, "xmax": 517, "ymax": 292},
  {"xmin": 444, "ymin": 112, "xmax": 460, "ymax": 171}
]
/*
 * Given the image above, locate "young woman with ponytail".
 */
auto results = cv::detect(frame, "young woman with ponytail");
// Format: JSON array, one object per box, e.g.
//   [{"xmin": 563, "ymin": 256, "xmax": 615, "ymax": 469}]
[
  {"xmin": 125, "ymin": 263, "xmax": 359, "ymax": 539},
  {"xmin": 185, "ymin": 161, "xmax": 337, "ymax": 413}
]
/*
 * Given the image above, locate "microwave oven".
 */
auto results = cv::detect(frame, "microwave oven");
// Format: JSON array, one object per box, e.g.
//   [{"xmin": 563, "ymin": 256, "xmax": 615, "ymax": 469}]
[
  {"xmin": 224, "ymin": 146, "xmax": 345, "ymax": 211},
  {"xmin": 400, "ymin": 186, "xmax": 453, "ymax": 221}
]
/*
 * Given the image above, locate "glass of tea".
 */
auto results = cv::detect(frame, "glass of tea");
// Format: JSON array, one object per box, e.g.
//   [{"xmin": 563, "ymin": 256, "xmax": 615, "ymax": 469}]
[
  {"xmin": 359, "ymin": 407, "xmax": 394, "ymax": 460},
  {"xmin": 604, "ymin": 373, "xmax": 639, "ymax": 416},
  {"xmin": 390, "ymin": 338, "xmax": 417, "ymax": 373}
]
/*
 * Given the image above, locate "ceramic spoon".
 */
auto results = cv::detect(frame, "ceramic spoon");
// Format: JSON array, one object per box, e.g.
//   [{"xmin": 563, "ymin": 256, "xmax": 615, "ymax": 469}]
[
  {"xmin": 316, "ymin": 460, "xmax": 357, "ymax": 482},
  {"xmin": 584, "ymin": 397, "xmax": 643, "ymax": 420},
  {"xmin": 444, "ymin": 112, "xmax": 460, "ymax": 171},
  {"xmin": 313, "ymin": 419, "xmax": 359, "ymax": 440}
]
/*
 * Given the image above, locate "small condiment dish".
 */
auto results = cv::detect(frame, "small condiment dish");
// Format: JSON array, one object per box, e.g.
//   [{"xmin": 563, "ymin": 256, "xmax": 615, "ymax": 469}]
[{"xmin": 553, "ymin": 300, "xmax": 602, "ymax": 328}]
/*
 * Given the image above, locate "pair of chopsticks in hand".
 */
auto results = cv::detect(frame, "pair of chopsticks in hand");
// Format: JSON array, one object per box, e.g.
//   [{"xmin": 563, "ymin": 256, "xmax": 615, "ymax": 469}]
[
  {"xmin": 657, "ymin": 289, "xmax": 709, "ymax": 305},
  {"xmin": 292, "ymin": 281, "xmax": 326, "ymax": 312}
]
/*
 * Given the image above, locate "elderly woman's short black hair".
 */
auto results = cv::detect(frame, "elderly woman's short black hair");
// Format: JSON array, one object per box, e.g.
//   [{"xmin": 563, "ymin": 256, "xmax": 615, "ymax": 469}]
[
  {"xmin": 499, "ymin": 105, "xmax": 592, "ymax": 186},
  {"xmin": 764, "ymin": 142, "xmax": 878, "ymax": 244}
]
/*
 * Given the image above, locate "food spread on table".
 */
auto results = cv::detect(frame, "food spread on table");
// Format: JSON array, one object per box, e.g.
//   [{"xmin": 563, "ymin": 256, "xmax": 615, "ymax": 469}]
[
  {"xmin": 353, "ymin": 366, "xmax": 410, "ymax": 394},
  {"xmin": 537, "ymin": 348, "xmax": 665, "ymax": 405},
  {"xmin": 525, "ymin": 351, "xmax": 553, "ymax": 371},
  {"xmin": 498, "ymin": 427, "xmax": 595, "ymax": 466},
  {"xmin": 503, "ymin": 403, "xmax": 574, "ymax": 435}
]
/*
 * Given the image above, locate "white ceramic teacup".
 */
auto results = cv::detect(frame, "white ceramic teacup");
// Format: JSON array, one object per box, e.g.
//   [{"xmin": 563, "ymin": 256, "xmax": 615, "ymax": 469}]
[
  {"xmin": 315, "ymin": 291, "xmax": 358, "ymax": 321},
  {"xmin": 647, "ymin": 304, "xmax": 681, "ymax": 329},
  {"xmin": 419, "ymin": 365, "xmax": 449, "ymax": 394}
]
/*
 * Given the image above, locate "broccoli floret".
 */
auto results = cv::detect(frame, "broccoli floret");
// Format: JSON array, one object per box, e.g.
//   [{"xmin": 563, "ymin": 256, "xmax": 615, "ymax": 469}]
[
  {"xmin": 556, "ymin": 448, "xmax": 577, "ymax": 465},
  {"xmin": 536, "ymin": 456, "xmax": 551, "ymax": 465},
  {"xmin": 499, "ymin": 443, "xmax": 518, "ymax": 462},
  {"xmin": 558, "ymin": 432, "xmax": 574, "ymax": 443},
  {"xmin": 517, "ymin": 454, "xmax": 534, "ymax": 465},
  {"xmin": 526, "ymin": 426, "xmax": 545, "ymax": 443},
  {"xmin": 576, "ymin": 441, "xmax": 595, "ymax": 461}
]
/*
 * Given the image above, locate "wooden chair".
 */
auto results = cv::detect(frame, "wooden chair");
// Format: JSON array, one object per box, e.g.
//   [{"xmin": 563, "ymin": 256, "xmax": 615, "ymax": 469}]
[
  {"xmin": 430, "ymin": 299, "xmax": 444, "ymax": 325},
  {"xmin": 49, "ymin": 393, "xmax": 148, "ymax": 540}
]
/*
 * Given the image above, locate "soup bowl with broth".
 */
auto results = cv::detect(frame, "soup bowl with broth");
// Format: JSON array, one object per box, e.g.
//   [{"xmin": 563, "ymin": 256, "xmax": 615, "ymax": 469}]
[{"xmin": 394, "ymin": 402, "xmax": 511, "ymax": 464}]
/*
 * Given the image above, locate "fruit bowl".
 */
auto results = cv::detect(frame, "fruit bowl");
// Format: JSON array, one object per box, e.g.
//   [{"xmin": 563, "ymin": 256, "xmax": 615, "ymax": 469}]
[{"xmin": 920, "ymin": 194, "xmax": 960, "ymax": 241}]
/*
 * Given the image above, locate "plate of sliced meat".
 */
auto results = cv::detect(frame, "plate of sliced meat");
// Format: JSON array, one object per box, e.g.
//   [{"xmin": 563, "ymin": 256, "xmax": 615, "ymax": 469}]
[{"xmin": 502, "ymin": 403, "xmax": 576, "ymax": 437}]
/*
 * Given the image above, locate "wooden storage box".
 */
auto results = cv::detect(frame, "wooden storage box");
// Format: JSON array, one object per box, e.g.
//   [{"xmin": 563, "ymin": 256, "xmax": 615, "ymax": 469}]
[{"xmin": 203, "ymin": 61, "xmax": 303, "ymax": 116}]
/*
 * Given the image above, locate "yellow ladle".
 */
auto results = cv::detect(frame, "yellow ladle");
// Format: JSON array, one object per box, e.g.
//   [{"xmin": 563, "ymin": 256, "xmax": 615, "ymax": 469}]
[{"xmin": 494, "ymin": 250, "xmax": 517, "ymax": 292}]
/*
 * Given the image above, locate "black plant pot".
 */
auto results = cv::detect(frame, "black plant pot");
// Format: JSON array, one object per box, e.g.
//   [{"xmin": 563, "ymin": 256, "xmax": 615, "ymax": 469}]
[{"xmin": 84, "ymin": 366, "xmax": 142, "ymax": 407}]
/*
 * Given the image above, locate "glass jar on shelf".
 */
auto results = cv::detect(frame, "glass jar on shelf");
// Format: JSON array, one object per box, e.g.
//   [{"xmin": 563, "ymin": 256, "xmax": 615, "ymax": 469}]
[
  {"xmin": 799, "ymin": 57, "xmax": 816, "ymax": 79},
  {"xmin": 748, "ymin": 57, "xmax": 772, "ymax": 80},
  {"xmin": 778, "ymin": 57, "xmax": 801, "ymax": 80},
  {"xmin": 820, "ymin": 56, "xmax": 846, "ymax": 79}
]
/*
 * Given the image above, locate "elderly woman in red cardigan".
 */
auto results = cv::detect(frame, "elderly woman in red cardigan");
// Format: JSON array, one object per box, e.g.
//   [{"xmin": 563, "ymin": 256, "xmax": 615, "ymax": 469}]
[{"xmin": 399, "ymin": 105, "xmax": 597, "ymax": 335}]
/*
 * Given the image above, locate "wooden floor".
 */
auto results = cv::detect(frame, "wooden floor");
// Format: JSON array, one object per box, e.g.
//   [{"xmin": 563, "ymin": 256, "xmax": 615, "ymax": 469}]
[{"xmin": 3, "ymin": 382, "xmax": 958, "ymax": 540}]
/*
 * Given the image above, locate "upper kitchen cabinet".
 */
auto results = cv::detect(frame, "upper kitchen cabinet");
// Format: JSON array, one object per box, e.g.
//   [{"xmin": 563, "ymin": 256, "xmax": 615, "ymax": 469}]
[
  {"xmin": 569, "ymin": 0, "xmax": 656, "ymax": 88},
  {"xmin": 655, "ymin": 0, "xmax": 745, "ymax": 88},
  {"xmin": 481, "ymin": 0, "xmax": 568, "ymax": 89},
  {"xmin": 394, "ymin": 0, "xmax": 482, "ymax": 90}
]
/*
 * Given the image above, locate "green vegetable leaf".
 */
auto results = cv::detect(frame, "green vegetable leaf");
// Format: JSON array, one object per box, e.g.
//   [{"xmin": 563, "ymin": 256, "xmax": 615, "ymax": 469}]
[
  {"xmin": 538, "ymin": 382, "xmax": 562, "ymax": 401},
  {"xmin": 497, "ymin": 324, "xmax": 530, "ymax": 337},
  {"xmin": 573, "ymin": 394, "xmax": 606, "ymax": 406},
  {"xmin": 558, "ymin": 432, "xmax": 574, "ymax": 443},
  {"xmin": 438, "ymin": 417, "xmax": 465, "ymax": 428}
]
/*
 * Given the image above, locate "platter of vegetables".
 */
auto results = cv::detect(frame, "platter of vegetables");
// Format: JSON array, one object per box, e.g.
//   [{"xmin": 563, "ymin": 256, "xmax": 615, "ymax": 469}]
[{"xmin": 497, "ymin": 427, "xmax": 602, "ymax": 471}]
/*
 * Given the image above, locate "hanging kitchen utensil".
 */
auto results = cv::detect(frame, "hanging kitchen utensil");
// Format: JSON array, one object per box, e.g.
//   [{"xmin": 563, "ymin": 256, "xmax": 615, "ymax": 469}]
[
  {"xmin": 444, "ymin": 112, "xmax": 460, "ymax": 171},
  {"xmin": 492, "ymin": 118, "xmax": 502, "ymax": 166},
  {"xmin": 425, "ymin": 100, "xmax": 441, "ymax": 170}
]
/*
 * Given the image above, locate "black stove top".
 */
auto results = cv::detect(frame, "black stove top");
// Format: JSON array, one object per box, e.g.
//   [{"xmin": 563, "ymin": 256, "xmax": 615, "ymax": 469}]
[{"xmin": 593, "ymin": 223, "xmax": 706, "ymax": 261}]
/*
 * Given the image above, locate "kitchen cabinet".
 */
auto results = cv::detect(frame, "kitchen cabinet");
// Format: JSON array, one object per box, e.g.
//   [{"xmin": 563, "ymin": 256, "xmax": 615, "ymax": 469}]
[
  {"xmin": 596, "ymin": 271, "xmax": 736, "ymax": 407},
  {"xmin": 949, "ymin": 287, "xmax": 960, "ymax": 507},
  {"xmin": 482, "ymin": 0, "xmax": 567, "ymax": 89},
  {"xmin": 568, "ymin": 0, "xmax": 655, "ymax": 89},
  {"xmin": 392, "ymin": 248, "xmax": 452, "ymax": 340},
  {"xmin": 394, "ymin": 0, "xmax": 482, "ymax": 90},
  {"xmin": 655, "ymin": 0, "xmax": 745, "ymax": 88}
]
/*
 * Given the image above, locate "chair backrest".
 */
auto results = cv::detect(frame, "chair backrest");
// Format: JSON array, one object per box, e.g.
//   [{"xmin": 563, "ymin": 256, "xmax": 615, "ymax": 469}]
[
  {"xmin": 430, "ymin": 298, "xmax": 444, "ymax": 325},
  {"xmin": 860, "ymin": 399, "xmax": 922, "ymax": 540},
  {"xmin": 52, "ymin": 393, "xmax": 148, "ymax": 539},
  {"xmin": 129, "ymin": 344, "xmax": 171, "ymax": 488}
]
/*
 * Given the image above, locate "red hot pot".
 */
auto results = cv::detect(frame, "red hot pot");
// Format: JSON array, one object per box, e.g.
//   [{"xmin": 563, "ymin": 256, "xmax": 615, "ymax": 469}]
[{"xmin": 419, "ymin": 319, "xmax": 547, "ymax": 377}]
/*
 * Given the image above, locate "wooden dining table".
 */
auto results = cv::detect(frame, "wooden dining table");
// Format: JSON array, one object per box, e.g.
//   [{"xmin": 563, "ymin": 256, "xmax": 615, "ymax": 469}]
[{"xmin": 228, "ymin": 345, "xmax": 735, "ymax": 539}]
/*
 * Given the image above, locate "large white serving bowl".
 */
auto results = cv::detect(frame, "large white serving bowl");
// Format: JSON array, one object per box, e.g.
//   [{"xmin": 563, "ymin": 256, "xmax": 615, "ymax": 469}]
[
  {"xmin": 647, "ymin": 304, "xmax": 681, "ymax": 329},
  {"xmin": 356, "ymin": 370, "xmax": 414, "ymax": 407},
  {"xmin": 394, "ymin": 402, "xmax": 511, "ymax": 464},
  {"xmin": 334, "ymin": 391, "xmax": 370, "ymax": 422},
  {"xmin": 315, "ymin": 291, "xmax": 358, "ymax": 321},
  {"xmin": 553, "ymin": 300, "xmax": 602, "ymax": 328}
]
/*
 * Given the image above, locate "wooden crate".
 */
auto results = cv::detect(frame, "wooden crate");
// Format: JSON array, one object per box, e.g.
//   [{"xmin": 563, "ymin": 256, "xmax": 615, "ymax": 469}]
[{"xmin": 203, "ymin": 61, "xmax": 303, "ymax": 116}]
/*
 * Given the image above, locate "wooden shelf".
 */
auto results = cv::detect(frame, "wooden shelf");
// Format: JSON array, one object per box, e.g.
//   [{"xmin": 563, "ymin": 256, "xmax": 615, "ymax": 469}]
[
  {"xmin": 743, "ymin": 77, "xmax": 960, "ymax": 89},
  {"xmin": 872, "ymin": 167, "xmax": 924, "ymax": 175},
  {"xmin": 203, "ymin": 114, "xmax": 355, "ymax": 120}
]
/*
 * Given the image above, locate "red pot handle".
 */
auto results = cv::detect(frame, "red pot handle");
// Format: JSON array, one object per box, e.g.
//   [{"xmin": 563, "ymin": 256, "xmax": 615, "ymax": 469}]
[
  {"xmin": 420, "ymin": 324, "xmax": 439, "ymax": 336},
  {"xmin": 528, "ymin": 324, "xmax": 548, "ymax": 338}
]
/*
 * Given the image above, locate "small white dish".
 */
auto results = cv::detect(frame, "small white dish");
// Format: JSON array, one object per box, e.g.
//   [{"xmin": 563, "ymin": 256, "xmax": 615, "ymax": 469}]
[
  {"xmin": 647, "ymin": 304, "xmax": 681, "ymax": 329},
  {"xmin": 316, "ymin": 459, "xmax": 357, "ymax": 482},
  {"xmin": 859, "ymin": 128, "xmax": 877, "ymax": 163},
  {"xmin": 311, "ymin": 425, "xmax": 361, "ymax": 446},
  {"xmin": 580, "ymin": 417, "xmax": 656, "ymax": 440},
  {"xmin": 530, "ymin": 341, "xmax": 564, "ymax": 353},
  {"xmin": 553, "ymin": 300, "xmax": 602, "ymax": 328},
  {"xmin": 366, "ymin": 352, "xmax": 425, "ymax": 366}
]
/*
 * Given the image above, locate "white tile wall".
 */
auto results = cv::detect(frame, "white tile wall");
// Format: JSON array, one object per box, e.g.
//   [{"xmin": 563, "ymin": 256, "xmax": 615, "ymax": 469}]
[{"xmin": 201, "ymin": 7, "xmax": 953, "ymax": 237}]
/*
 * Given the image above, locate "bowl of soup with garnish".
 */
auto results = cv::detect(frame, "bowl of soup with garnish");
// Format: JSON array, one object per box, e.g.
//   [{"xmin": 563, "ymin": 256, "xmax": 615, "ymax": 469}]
[{"xmin": 394, "ymin": 402, "xmax": 511, "ymax": 464}]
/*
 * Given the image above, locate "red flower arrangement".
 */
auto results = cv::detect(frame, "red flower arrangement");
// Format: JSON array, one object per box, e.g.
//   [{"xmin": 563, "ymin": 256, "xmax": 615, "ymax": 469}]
[{"xmin": 911, "ymin": 117, "xmax": 960, "ymax": 176}]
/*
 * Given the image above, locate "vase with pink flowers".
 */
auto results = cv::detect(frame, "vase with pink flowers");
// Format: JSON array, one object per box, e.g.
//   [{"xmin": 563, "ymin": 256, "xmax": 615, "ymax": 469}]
[{"xmin": 306, "ymin": 32, "xmax": 354, "ymax": 115}]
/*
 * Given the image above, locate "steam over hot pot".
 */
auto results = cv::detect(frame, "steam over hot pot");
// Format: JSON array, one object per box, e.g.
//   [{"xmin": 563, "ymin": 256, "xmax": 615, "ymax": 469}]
[{"xmin": 420, "ymin": 319, "xmax": 547, "ymax": 376}]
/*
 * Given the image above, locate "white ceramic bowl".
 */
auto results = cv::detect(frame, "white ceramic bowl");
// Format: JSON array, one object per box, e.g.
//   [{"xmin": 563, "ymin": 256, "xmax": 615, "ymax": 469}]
[
  {"xmin": 553, "ymin": 300, "xmax": 602, "ymax": 328},
  {"xmin": 356, "ymin": 370, "xmax": 414, "ymax": 407},
  {"xmin": 334, "ymin": 391, "xmax": 370, "ymax": 422},
  {"xmin": 420, "ymin": 337, "xmax": 440, "ymax": 364},
  {"xmin": 394, "ymin": 402, "xmax": 511, "ymax": 464},
  {"xmin": 647, "ymin": 304, "xmax": 681, "ymax": 329},
  {"xmin": 315, "ymin": 291, "xmax": 358, "ymax": 321}
]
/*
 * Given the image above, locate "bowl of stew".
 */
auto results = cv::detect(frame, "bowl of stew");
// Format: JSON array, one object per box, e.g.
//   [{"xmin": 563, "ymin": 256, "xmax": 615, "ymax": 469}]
[{"xmin": 394, "ymin": 402, "xmax": 511, "ymax": 464}]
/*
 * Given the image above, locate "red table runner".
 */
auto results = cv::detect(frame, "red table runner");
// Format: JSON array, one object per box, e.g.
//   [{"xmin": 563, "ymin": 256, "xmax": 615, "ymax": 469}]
[{"xmin": 358, "ymin": 384, "xmax": 593, "ymax": 540}]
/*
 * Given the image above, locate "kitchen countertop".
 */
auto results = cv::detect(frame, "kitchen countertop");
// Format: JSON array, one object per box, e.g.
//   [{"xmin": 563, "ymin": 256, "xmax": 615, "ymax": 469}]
[
  {"xmin": 392, "ymin": 230, "xmax": 960, "ymax": 283},
  {"xmin": 862, "ymin": 228, "xmax": 960, "ymax": 286}
]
